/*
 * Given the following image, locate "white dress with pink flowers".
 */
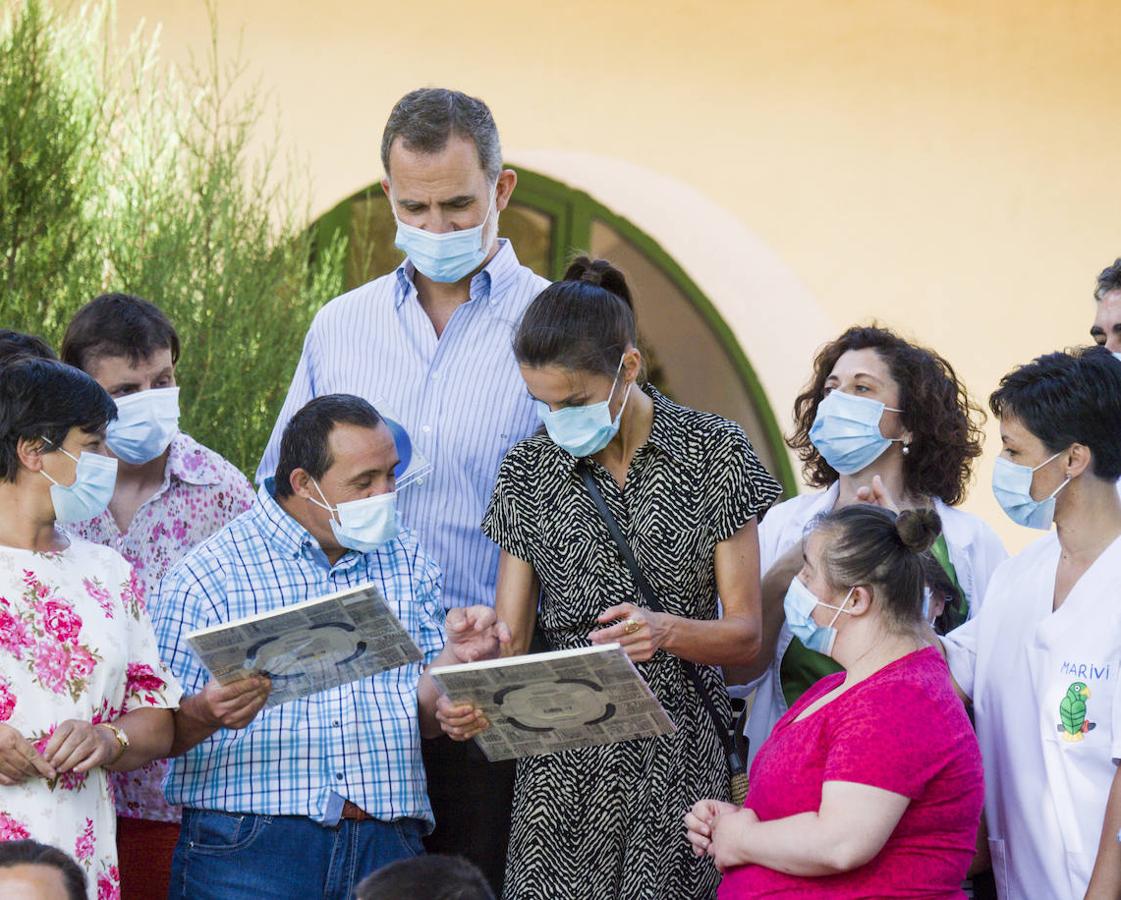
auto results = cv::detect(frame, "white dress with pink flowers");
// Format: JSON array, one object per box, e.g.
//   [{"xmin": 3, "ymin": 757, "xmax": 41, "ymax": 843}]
[{"xmin": 0, "ymin": 537, "xmax": 182, "ymax": 900}]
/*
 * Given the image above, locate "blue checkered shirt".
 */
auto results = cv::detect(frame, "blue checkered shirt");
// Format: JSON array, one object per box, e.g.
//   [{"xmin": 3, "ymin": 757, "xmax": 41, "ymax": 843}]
[
  {"xmin": 256, "ymin": 239, "xmax": 549, "ymax": 610},
  {"xmin": 153, "ymin": 480, "xmax": 446, "ymax": 827}
]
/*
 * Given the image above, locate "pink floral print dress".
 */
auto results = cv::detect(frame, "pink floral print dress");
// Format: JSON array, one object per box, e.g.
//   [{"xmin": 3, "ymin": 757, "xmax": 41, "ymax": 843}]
[
  {"xmin": 71, "ymin": 432, "xmax": 254, "ymax": 823},
  {"xmin": 0, "ymin": 538, "xmax": 183, "ymax": 900}
]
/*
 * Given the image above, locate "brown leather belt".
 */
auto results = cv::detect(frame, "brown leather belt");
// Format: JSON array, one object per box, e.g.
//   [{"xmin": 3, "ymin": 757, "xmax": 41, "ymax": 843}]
[{"xmin": 340, "ymin": 800, "xmax": 373, "ymax": 821}]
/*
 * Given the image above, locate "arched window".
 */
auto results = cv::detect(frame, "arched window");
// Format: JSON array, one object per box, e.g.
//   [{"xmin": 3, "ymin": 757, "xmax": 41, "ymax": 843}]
[{"xmin": 314, "ymin": 168, "xmax": 795, "ymax": 491}]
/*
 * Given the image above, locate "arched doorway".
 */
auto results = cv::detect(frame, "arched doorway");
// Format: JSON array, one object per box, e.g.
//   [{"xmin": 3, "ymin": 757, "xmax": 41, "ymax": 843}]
[{"xmin": 313, "ymin": 167, "xmax": 796, "ymax": 492}]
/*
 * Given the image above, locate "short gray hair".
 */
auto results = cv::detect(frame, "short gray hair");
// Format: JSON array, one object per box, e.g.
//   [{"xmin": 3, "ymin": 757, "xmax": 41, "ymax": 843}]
[{"xmin": 381, "ymin": 88, "xmax": 502, "ymax": 183}]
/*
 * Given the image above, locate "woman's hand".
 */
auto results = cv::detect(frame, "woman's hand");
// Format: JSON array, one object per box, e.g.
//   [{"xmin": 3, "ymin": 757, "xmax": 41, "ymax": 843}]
[
  {"xmin": 708, "ymin": 806, "xmax": 759, "ymax": 872},
  {"xmin": 854, "ymin": 475, "xmax": 901, "ymax": 513},
  {"xmin": 42, "ymin": 720, "xmax": 120, "ymax": 775},
  {"xmin": 588, "ymin": 602, "xmax": 670, "ymax": 662},
  {"xmin": 0, "ymin": 723, "xmax": 56, "ymax": 785},
  {"xmin": 685, "ymin": 798, "xmax": 740, "ymax": 857},
  {"xmin": 435, "ymin": 695, "xmax": 490, "ymax": 741},
  {"xmin": 445, "ymin": 606, "xmax": 510, "ymax": 665}
]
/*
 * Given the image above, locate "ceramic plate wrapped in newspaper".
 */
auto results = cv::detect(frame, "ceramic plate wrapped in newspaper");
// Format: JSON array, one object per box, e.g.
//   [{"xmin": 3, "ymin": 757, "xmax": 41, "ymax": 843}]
[
  {"xmin": 430, "ymin": 644, "xmax": 676, "ymax": 761},
  {"xmin": 186, "ymin": 582, "xmax": 422, "ymax": 707}
]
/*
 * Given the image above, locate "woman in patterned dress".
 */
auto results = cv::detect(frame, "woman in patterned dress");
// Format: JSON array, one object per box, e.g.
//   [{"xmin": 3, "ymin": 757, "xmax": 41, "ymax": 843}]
[
  {"xmin": 0, "ymin": 358, "xmax": 182, "ymax": 900},
  {"xmin": 437, "ymin": 257, "xmax": 782, "ymax": 900}
]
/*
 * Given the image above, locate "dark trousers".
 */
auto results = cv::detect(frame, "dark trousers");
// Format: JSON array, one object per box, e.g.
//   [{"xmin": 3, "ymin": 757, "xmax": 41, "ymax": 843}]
[{"xmin": 422, "ymin": 735, "xmax": 516, "ymax": 895}]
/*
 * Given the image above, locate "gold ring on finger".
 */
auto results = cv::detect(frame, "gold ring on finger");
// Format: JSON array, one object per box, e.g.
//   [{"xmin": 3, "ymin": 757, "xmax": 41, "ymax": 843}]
[{"xmin": 623, "ymin": 618, "xmax": 642, "ymax": 635}]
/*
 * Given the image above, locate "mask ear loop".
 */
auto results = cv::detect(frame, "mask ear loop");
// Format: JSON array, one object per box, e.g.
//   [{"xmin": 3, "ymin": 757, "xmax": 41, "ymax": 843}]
[
  {"xmin": 607, "ymin": 353, "xmax": 636, "ymax": 425},
  {"xmin": 309, "ymin": 479, "xmax": 343, "ymax": 526},
  {"xmin": 1033, "ymin": 449, "xmax": 1072, "ymax": 501},
  {"xmin": 824, "ymin": 586, "xmax": 857, "ymax": 629},
  {"xmin": 37, "ymin": 436, "xmax": 78, "ymax": 487}
]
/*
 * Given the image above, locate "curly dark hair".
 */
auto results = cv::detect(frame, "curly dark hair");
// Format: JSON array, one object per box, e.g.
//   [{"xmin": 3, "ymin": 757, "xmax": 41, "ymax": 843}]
[{"xmin": 788, "ymin": 325, "xmax": 984, "ymax": 505}]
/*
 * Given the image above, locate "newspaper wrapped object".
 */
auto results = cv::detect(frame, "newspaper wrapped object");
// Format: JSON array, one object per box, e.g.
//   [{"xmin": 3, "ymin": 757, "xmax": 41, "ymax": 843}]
[
  {"xmin": 186, "ymin": 582, "xmax": 422, "ymax": 707},
  {"xmin": 430, "ymin": 643, "xmax": 676, "ymax": 761}
]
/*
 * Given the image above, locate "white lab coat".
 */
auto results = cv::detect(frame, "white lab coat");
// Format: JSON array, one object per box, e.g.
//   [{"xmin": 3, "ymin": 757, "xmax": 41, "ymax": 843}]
[
  {"xmin": 943, "ymin": 533, "xmax": 1121, "ymax": 899},
  {"xmin": 741, "ymin": 483, "xmax": 1008, "ymax": 764}
]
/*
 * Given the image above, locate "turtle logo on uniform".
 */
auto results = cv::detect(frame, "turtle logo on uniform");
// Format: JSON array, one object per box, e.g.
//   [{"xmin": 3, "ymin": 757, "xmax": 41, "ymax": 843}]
[{"xmin": 1058, "ymin": 681, "xmax": 1096, "ymax": 742}]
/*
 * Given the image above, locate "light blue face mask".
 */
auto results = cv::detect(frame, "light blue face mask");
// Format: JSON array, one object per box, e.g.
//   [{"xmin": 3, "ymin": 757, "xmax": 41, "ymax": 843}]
[
  {"xmin": 992, "ymin": 451, "xmax": 1070, "ymax": 530},
  {"xmin": 783, "ymin": 578, "xmax": 854, "ymax": 658},
  {"xmin": 310, "ymin": 480, "xmax": 400, "ymax": 552},
  {"xmin": 107, "ymin": 387, "xmax": 180, "ymax": 464},
  {"xmin": 536, "ymin": 358, "xmax": 632, "ymax": 458},
  {"xmin": 39, "ymin": 441, "xmax": 118, "ymax": 524},
  {"xmin": 809, "ymin": 390, "xmax": 905, "ymax": 475},
  {"xmin": 392, "ymin": 188, "xmax": 496, "ymax": 284}
]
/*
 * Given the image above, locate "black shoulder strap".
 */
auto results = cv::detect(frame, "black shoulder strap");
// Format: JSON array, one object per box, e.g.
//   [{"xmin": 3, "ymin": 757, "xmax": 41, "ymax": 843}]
[{"xmin": 577, "ymin": 463, "xmax": 744, "ymax": 773}]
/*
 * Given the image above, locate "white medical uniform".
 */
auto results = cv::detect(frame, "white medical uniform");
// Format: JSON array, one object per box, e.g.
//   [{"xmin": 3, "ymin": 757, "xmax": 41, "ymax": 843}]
[
  {"xmin": 742, "ymin": 482, "xmax": 1007, "ymax": 764},
  {"xmin": 942, "ymin": 533, "xmax": 1121, "ymax": 899}
]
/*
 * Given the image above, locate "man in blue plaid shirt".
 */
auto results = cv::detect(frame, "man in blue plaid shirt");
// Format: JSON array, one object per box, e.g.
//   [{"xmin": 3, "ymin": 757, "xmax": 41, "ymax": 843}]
[{"xmin": 153, "ymin": 395, "xmax": 504, "ymax": 900}]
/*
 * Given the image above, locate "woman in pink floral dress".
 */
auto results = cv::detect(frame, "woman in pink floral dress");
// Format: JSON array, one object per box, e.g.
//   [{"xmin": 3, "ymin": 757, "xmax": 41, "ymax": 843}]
[{"xmin": 0, "ymin": 359, "xmax": 182, "ymax": 900}]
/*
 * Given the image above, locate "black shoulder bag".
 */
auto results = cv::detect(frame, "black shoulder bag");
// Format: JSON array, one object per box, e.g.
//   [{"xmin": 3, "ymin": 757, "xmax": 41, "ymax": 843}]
[{"xmin": 577, "ymin": 463, "xmax": 749, "ymax": 805}]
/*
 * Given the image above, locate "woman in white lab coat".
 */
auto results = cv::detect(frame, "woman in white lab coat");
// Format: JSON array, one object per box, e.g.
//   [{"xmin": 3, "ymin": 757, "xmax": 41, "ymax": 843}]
[
  {"xmin": 942, "ymin": 347, "xmax": 1121, "ymax": 899},
  {"xmin": 740, "ymin": 325, "xmax": 1007, "ymax": 762}
]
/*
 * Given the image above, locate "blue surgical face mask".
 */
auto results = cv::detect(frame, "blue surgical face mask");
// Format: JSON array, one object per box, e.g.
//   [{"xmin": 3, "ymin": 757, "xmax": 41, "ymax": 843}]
[
  {"xmin": 39, "ymin": 441, "xmax": 118, "ymax": 524},
  {"xmin": 392, "ymin": 188, "xmax": 497, "ymax": 284},
  {"xmin": 783, "ymin": 578, "xmax": 854, "ymax": 658},
  {"xmin": 992, "ymin": 451, "xmax": 1070, "ymax": 530},
  {"xmin": 536, "ymin": 357, "xmax": 632, "ymax": 458},
  {"xmin": 809, "ymin": 390, "xmax": 905, "ymax": 475},
  {"xmin": 310, "ymin": 480, "xmax": 400, "ymax": 552},
  {"xmin": 107, "ymin": 387, "xmax": 180, "ymax": 464}
]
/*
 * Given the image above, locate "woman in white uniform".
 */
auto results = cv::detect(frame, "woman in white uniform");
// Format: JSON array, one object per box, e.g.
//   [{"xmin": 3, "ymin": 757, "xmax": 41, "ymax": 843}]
[
  {"xmin": 942, "ymin": 347, "xmax": 1121, "ymax": 898},
  {"xmin": 741, "ymin": 325, "xmax": 1007, "ymax": 762}
]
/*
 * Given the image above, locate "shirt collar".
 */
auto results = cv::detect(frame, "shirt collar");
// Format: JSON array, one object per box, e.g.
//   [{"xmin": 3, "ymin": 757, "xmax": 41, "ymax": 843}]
[
  {"xmin": 253, "ymin": 478, "xmax": 366, "ymax": 572},
  {"xmin": 642, "ymin": 386, "xmax": 689, "ymax": 465},
  {"xmin": 165, "ymin": 433, "xmax": 222, "ymax": 487},
  {"xmin": 393, "ymin": 238, "xmax": 522, "ymax": 309},
  {"xmin": 253, "ymin": 477, "xmax": 323, "ymax": 560}
]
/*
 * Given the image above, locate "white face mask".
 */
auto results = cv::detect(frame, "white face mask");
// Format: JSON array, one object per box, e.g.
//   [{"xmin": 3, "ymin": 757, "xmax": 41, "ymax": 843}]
[
  {"xmin": 39, "ymin": 441, "xmax": 118, "ymax": 524},
  {"xmin": 391, "ymin": 187, "xmax": 498, "ymax": 283},
  {"xmin": 309, "ymin": 480, "xmax": 400, "ymax": 552},
  {"xmin": 107, "ymin": 387, "xmax": 180, "ymax": 464}
]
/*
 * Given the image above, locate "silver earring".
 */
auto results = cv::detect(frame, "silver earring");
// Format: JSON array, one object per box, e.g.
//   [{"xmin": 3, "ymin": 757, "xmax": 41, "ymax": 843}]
[{"xmin": 902, "ymin": 443, "xmax": 910, "ymax": 456}]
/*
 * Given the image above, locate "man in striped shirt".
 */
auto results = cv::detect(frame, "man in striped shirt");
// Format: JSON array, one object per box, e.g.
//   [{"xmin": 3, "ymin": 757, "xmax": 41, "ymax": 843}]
[
  {"xmin": 157, "ymin": 395, "xmax": 504, "ymax": 899},
  {"xmin": 257, "ymin": 88, "xmax": 549, "ymax": 891}
]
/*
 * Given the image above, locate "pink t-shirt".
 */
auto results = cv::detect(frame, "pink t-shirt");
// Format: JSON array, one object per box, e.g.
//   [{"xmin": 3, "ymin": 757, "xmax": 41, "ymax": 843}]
[{"xmin": 719, "ymin": 646, "xmax": 983, "ymax": 899}]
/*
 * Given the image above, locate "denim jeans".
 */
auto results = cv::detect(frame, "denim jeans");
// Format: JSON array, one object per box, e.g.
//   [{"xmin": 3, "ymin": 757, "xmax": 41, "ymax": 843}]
[{"xmin": 169, "ymin": 808, "xmax": 425, "ymax": 900}]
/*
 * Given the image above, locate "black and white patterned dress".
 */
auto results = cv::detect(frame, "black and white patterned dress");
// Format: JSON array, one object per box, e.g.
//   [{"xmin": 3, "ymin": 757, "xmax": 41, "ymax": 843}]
[{"xmin": 482, "ymin": 386, "xmax": 782, "ymax": 900}]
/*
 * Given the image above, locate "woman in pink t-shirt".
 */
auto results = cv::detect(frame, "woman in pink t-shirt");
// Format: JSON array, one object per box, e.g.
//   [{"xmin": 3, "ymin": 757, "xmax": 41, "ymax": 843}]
[{"xmin": 687, "ymin": 504, "xmax": 984, "ymax": 898}]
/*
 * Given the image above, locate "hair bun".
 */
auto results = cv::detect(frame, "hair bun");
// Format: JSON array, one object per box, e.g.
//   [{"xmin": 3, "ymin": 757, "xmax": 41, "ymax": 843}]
[
  {"xmin": 895, "ymin": 508, "xmax": 942, "ymax": 554},
  {"xmin": 562, "ymin": 255, "xmax": 634, "ymax": 310}
]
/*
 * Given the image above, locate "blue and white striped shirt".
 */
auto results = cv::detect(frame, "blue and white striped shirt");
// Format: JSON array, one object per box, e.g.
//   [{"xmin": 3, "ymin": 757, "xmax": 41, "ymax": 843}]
[
  {"xmin": 257, "ymin": 240, "xmax": 549, "ymax": 610},
  {"xmin": 153, "ymin": 480, "xmax": 446, "ymax": 827}
]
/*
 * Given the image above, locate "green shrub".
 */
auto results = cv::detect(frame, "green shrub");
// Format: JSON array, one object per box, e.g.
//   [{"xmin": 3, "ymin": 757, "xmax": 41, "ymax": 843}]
[{"xmin": 0, "ymin": 0, "xmax": 345, "ymax": 476}]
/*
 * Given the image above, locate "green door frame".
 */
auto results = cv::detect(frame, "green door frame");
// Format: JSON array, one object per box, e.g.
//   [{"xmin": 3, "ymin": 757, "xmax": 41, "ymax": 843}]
[{"xmin": 310, "ymin": 168, "xmax": 797, "ymax": 493}]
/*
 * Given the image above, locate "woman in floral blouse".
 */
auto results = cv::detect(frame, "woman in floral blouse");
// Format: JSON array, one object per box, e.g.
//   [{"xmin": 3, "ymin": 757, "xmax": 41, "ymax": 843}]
[
  {"xmin": 61, "ymin": 293, "xmax": 258, "ymax": 899},
  {"xmin": 0, "ymin": 358, "xmax": 182, "ymax": 900}
]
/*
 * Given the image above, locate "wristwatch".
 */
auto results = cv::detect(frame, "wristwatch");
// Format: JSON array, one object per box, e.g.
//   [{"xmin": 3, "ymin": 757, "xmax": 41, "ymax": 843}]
[{"xmin": 98, "ymin": 723, "xmax": 130, "ymax": 761}]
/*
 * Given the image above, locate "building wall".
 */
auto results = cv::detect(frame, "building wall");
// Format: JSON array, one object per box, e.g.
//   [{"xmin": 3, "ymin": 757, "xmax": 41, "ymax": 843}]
[{"xmin": 114, "ymin": 0, "xmax": 1121, "ymax": 552}]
